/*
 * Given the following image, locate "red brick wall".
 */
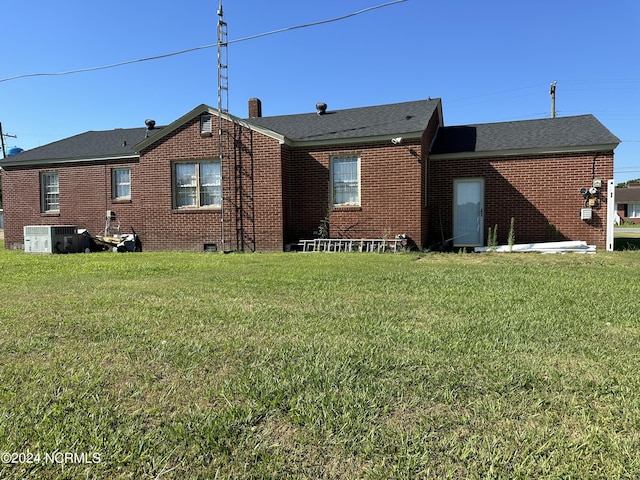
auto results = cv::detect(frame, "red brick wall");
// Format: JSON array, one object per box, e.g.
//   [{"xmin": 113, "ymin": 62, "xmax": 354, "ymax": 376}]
[
  {"xmin": 2, "ymin": 115, "xmax": 286, "ymax": 252},
  {"xmin": 3, "ymin": 102, "xmax": 446, "ymax": 252},
  {"xmin": 2, "ymin": 159, "xmax": 140, "ymax": 250},
  {"xmin": 137, "ymin": 120, "xmax": 220, "ymax": 251},
  {"xmin": 285, "ymin": 140, "xmax": 427, "ymax": 248},
  {"xmin": 421, "ymin": 112, "xmax": 441, "ymax": 243},
  {"xmin": 4, "ymin": 128, "xmax": 613, "ymax": 252},
  {"xmin": 137, "ymin": 116, "xmax": 284, "ymax": 251},
  {"xmin": 246, "ymin": 126, "xmax": 285, "ymax": 251},
  {"xmin": 427, "ymin": 151, "xmax": 614, "ymax": 248}
]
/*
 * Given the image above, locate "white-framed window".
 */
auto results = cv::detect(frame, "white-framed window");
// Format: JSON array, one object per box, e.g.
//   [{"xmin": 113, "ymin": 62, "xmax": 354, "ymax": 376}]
[
  {"xmin": 40, "ymin": 171, "xmax": 59, "ymax": 213},
  {"xmin": 174, "ymin": 160, "xmax": 221, "ymax": 209},
  {"xmin": 112, "ymin": 168, "xmax": 131, "ymax": 200},
  {"xmin": 628, "ymin": 203, "xmax": 640, "ymax": 218},
  {"xmin": 331, "ymin": 155, "xmax": 360, "ymax": 206}
]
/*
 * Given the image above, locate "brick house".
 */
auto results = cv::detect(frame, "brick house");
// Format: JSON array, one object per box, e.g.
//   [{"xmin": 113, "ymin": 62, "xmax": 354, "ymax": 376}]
[
  {"xmin": 428, "ymin": 115, "xmax": 619, "ymax": 248},
  {"xmin": 0, "ymin": 98, "xmax": 620, "ymax": 252},
  {"xmin": 615, "ymin": 183, "xmax": 640, "ymax": 225}
]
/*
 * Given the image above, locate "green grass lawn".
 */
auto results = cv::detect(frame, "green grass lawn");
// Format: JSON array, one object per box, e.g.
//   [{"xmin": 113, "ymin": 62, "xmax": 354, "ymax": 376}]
[{"xmin": 1, "ymin": 244, "xmax": 640, "ymax": 479}]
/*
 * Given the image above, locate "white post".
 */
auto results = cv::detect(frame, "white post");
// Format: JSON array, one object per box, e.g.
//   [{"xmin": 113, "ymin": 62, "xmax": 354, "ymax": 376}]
[{"xmin": 606, "ymin": 179, "xmax": 615, "ymax": 251}]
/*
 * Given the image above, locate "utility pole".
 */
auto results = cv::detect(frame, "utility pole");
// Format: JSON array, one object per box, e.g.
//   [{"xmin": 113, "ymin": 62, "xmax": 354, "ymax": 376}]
[
  {"xmin": 0, "ymin": 123, "xmax": 17, "ymax": 158},
  {"xmin": 550, "ymin": 81, "xmax": 557, "ymax": 118}
]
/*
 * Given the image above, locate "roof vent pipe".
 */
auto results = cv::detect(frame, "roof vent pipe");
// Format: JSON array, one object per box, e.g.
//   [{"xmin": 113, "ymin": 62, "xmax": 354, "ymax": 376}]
[
  {"xmin": 145, "ymin": 119, "xmax": 156, "ymax": 138},
  {"xmin": 316, "ymin": 102, "xmax": 327, "ymax": 115}
]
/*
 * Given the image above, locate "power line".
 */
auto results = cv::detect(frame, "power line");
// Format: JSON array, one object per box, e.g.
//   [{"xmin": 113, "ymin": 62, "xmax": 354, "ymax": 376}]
[
  {"xmin": 445, "ymin": 84, "xmax": 546, "ymax": 104},
  {"xmin": 228, "ymin": 1, "xmax": 406, "ymax": 43},
  {"xmin": 0, "ymin": 1, "xmax": 407, "ymax": 85}
]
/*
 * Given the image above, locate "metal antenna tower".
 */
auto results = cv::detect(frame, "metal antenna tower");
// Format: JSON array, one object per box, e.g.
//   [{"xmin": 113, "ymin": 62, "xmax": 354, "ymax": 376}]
[{"xmin": 217, "ymin": 1, "xmax": 230, "ymax": 251}]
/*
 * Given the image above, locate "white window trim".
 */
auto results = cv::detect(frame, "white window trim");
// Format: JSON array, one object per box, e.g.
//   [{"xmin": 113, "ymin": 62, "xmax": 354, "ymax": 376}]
[
  {"xmin": 330, "ymin": 154, "xmax": 361, "ymax": 207},
  {"xmin": 112, "ymin": 168, "xmax": 131, "ymax": 201},
  {"xmin": 40, "ymin": 171, "xmax": 60, "ymax": 213},
  {"xmin": 628, "ymin": 202, "xmax": 640, "ymax": 218},
  {"xmin": 173, "ymin": 159, "xmax": 222, "ymax": 209}
]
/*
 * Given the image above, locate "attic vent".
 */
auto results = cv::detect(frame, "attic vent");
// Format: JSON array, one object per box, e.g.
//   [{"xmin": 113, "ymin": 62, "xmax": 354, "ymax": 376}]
[
  {"xmin": 316, "ymin": 102, "xmax": 327, "ymax": 115},
  {"xmin": 200, "ymin": 114, "xmax": 213, "ymax": 135}
]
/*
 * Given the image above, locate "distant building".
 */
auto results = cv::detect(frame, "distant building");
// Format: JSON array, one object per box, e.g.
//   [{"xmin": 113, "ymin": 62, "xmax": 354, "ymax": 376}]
[{"xmin": 616, "ymin": 183, "xmax": 640, "ymax": 225}]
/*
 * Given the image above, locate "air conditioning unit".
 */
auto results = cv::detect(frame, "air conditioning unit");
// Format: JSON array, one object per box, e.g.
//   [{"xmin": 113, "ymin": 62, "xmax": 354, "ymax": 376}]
[{"xmin": 24, "ymin": 225, "xmax": 82, "ymax": 254}]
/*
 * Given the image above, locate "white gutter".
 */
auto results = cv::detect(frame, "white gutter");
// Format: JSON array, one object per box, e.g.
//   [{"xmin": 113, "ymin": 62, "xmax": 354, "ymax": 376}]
[
  {"xmin": 282, "ymin": 131, "xmax": 425, "ymax": 148},
  {"xmin": 0, "ymin": 154, "xmax": 139, "ymax": 168},
  {"xmin": 429, "ymin": 144, "xmax": 619, "ymax": 161}
]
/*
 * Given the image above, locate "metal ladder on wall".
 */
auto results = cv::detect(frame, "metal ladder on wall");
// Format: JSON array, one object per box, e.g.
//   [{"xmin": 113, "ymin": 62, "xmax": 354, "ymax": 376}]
[{"xmin": 233, "ymin": 126, "xmax": 256, "ymax": 252}]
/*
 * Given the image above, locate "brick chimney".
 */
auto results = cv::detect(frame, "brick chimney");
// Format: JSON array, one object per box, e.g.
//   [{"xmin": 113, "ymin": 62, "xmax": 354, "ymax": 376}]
[{"xmin": 248, "ymin": 98, "xmax": 262, "ymax": 118}]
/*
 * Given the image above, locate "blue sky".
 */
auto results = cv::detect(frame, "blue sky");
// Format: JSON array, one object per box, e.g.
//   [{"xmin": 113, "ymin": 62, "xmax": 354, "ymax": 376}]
[{"xmin": 2, "ymin": 0, "xmax": 639, "ymax": 182}]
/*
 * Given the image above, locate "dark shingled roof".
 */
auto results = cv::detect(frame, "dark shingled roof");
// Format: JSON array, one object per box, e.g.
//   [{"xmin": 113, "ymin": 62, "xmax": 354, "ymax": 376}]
[
  {"xmin": 615, "ymin": 187, "xmax": 640, "ymax": 203},
  {"xmin": 431, "ymin": 114, "xmax": 620, "ymax": 155},
  {"xmin": 245, "ymin": 99, "xmax": 440, "ymax": 142},
  {"xmin": 2, "ymin": 100, "xmax": 438, "ymax": 165},
  {"xmin": 1, "ymin": 127, "xmax": 164, "ymax": 164},
  {"xmin": 2, "ymin": 103, "xmax": 619, "ymax": 166}
]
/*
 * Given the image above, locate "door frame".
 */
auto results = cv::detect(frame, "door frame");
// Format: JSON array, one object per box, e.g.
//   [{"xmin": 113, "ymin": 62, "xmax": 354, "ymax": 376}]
[{"xmin": 453, "ymin": 177, "xmax": 485, "ymax": 247}]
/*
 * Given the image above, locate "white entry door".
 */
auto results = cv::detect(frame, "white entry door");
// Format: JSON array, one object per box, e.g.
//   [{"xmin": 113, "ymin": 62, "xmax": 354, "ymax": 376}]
[{"xmin": 453, "ymin": 178, "xmax": 484, "ymax": 246}]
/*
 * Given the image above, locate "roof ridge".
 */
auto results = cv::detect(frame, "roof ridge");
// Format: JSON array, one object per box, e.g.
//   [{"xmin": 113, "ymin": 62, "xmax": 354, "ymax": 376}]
[{"xmin": 245, "ymin": 98, "xmax": 438, "ymax": 120}]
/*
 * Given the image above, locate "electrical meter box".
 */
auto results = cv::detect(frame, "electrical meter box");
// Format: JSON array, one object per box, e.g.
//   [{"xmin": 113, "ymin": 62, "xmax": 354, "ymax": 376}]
[{"xmin": 24, "ymin": 225, "xmax": 82, "ymax": 254}]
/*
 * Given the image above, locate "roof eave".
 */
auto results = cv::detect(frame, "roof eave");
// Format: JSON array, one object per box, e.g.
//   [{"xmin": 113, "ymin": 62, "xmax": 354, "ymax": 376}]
[
  {"xmin": 0, "ymin": 153, "xmax": 139, "ymax": 168},
  {"xmin": 429, "ymin": 143, "xmax": 619, "ymax": 161},
  {"xmin": 241, "ymin": 122, "xmax": 286, "ymax": 144},
  {"xmin": 283, "ymin": 131, "xmax": 425, "ymax": 148}
]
